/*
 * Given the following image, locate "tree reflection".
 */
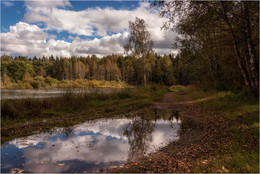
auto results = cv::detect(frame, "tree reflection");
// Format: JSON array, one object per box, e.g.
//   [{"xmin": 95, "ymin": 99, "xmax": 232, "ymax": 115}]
[
  {"xmin": 64, "ymin": 127, "xmax": 73, "ymax": 137},
  {"xmin": 171, "ymin": 110, "xmax": 180, "ymax": 121},
  {"xmin": 123, "ymin": 117, "xmax": 155, "ymax": 160}
]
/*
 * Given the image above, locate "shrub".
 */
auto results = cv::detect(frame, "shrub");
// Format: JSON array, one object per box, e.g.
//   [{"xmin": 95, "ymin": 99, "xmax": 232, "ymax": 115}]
[
  {"xmin": 45, "ymin": 76, "xmax": 58, "ymax": 86},
  {"xmin": 34, "ymin": 76, "xmax": 45, "ymax": 81}
]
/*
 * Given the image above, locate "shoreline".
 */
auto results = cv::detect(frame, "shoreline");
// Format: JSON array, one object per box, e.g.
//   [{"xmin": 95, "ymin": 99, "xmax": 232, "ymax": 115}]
[{"xmin": 1, "ymin": 85, "xmax": 168, "ymax": 143}]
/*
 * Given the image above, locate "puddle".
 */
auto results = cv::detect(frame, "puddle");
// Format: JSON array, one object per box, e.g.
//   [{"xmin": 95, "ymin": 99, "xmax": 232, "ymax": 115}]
[{"xmin": 1, "ymin": 108, "xmax": 181, "ymax": 173}]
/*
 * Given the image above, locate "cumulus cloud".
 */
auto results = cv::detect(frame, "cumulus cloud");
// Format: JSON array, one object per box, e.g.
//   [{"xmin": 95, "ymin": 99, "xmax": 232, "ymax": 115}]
[
  {"xmin": 1, "ymin": 22, "xmax": 56, "ymax": 56},
  {"xmin": 24, "ymin": 2, "xmax": 169, "ymax": 38},
  {"xmin": 1, "ymin": 22, "xmax": 129, "ymax": 57},
  {"xmin": 1, "ymin": 2, "xmax": 178, "ymax": 57}
]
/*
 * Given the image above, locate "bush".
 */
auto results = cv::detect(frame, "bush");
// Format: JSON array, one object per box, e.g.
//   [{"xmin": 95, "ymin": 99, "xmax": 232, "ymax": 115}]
[
  {"xmin": 45, "ymin": 76, "xmax": 58, "ymax": 86},
  {"xmin": 34, "ymin": 76, "xmax": 45, "ymax": 81},
  {"xmin": 29, "ymin": 80, "xmax": 38, "ymax": 88}
]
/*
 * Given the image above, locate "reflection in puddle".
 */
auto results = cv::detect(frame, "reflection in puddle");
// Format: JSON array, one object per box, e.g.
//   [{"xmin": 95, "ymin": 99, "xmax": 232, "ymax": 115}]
[{"xmin": 1, "ymin": 108, "xmax": 181, "ymax": 173}]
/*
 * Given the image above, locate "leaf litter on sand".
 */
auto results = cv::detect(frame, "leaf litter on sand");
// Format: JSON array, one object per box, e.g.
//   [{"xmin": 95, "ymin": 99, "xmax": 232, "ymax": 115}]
[
  {"xmin": 10, "ymin": 168, "xmax": 24, "ymax": 173},
  {"xmin": 57, "ymin": 163, "xmax": 65, "ymax": 166}
]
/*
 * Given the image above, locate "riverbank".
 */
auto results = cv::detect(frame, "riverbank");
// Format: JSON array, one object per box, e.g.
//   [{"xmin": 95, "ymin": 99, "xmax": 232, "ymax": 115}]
[
  {"xmin": 111, "ymin": 86, "xmax": 259, "ymax": 173},
  {"xmin": 1, "ymin": 85, "xmax": 168, "ymax": 143},
  {"xmin": 1, "ymin": 78, "xmax": 129, "ymax": 89}
]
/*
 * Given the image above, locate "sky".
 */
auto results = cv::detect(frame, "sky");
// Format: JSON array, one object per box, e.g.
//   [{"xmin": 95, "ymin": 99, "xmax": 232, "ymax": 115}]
[{"xmin": 1, "ymin": 0, "xmax": 178, "ymax": 58}]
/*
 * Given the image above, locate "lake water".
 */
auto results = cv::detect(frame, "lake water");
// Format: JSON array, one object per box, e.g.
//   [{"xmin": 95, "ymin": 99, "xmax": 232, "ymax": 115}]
[
  {"xmin": 1, "ymin": 108, "xmax": 181, "ymax": 173},
  {"xmin": 1, "ymin": 88, "xmax": 123, "ymax": 100}
]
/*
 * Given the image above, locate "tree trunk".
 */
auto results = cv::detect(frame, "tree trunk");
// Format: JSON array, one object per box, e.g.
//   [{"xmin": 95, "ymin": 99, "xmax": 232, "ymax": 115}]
[
  {"xmin": 143, "ymin": 56, "xmax": 147, "ymax": 85},
  {"xmin": 220, "ymin": 2, "xmax": 252, "ymax": 90},
  {"xmin": 243, "ymin": 32, "xmax": 254, "ymax": 90},
  {"xmin": 241, "ymin": 2, "xmax": 259, "ymax": 95},
  {"xmin": 144, "ymin": 73, "xmax": 147, "ymax": 86}
]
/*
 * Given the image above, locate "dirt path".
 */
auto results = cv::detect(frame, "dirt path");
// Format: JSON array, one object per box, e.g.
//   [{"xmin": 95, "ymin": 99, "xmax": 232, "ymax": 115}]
[{"xmin": 110, "ymin": 90, "xmax": 230, "ymax": 173}]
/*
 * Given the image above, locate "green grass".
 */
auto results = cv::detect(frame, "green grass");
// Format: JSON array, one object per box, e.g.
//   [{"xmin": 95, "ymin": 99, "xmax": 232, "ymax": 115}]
[
  {"xmin": 1, "ymin": 84, "xmax": 168, "ymax": 143},
  {"xmin": 185, "ymin": 86, "xmax": 259, "ymax": 173},
  {"xmin": 168, "ymin": 86, "xmax": 185, "ymax": 92}
]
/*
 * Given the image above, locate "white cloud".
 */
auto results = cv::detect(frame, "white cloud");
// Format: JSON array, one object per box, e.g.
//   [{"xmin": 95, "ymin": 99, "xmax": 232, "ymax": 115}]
[
  {"xmin": 24, "ymin": 2, "xmax": 176, "ymax": 39},
  {"xmin": 2, "ymin": 1, "xmax": 13, "ymax": 7},
  {"xmin": 25, "ymin": 0, "xmax": 71, "ymax": 8},
  {"xmin": 1, "ymin": 2, "xmax": 178, "ymax": 57},
  {"xmin": 1, "ymin": 21, "xmax": 175, "ymax": 57},
  {"xmin": 1, "ymin": 22, "xmax": 56, "ymax": 56},
  {"xmin": 1, "ymin": 22, "xmax": 128, "ymax": 57}
]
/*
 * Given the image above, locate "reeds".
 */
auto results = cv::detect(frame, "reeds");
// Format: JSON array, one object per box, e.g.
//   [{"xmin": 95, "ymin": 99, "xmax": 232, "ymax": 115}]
[{"xmin": 1, "ymin": 85, "xmax": 167, "ymax": 120}]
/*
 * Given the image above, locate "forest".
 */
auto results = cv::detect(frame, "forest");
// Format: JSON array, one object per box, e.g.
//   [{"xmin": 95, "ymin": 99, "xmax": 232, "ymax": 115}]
[
  {"xmin": 0, "ymin": 54, "xmax": 175, "ymax": 88},
  {"xmin": 1, "ymin": 1, "xmax": 259, "ymax": 97},
  {"xmin": 1, "ymin": 1, "xmax": 259, "ymax": 173}
]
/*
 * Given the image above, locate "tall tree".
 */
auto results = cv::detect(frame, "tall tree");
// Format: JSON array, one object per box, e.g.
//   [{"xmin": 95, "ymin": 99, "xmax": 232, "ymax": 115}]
[
  {"xmin": 74, "ymin": 61, "xmax": 87, "ymax": 79},
  {"xmin": 154, "ymin": 1, "xmax": 259, "ymax": 95},
  {"xmin": 124, "ymin": 17, "xmax": 154, "ymax": 57},
  {"xmin": 124, "ymin": 17, "xmax": 154, "ymax": 85}
]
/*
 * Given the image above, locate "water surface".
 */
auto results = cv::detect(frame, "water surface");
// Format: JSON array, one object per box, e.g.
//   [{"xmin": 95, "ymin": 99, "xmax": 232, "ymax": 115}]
[
  {"xmin": 1, "ymin": 108, "xmax": 181, "ymax": 173},
  {"xmin": 1, "ymin": 88, "xmax": 123, "ymax": 100}
]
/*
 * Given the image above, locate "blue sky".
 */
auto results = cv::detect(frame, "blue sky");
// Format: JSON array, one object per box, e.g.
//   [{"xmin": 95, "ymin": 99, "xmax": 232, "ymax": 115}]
[{"xmin": 1, "ymin": 0, "xmax": 177, "ymax": 57}]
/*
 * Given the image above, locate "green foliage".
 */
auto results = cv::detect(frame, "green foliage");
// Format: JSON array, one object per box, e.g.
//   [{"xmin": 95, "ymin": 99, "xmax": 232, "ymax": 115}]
[
  {"xmin": 5, "ymin": 61, "xmax": 35, "ymax": 81},
  {"xmin": 155, "ymin": 1, "xmax": 259, "ymax": 95},
  {"xmin": 45, "ymin": 76, "xmax": 58, "ymax": 86},
  {"xmin": 1, "ymin": 54, "xmax": 176, "ymax": 88},
  {"xmin": 124, "ymin": 17, "xmax": 153, "ymax": 57},
  {"xmin": 34, "ymin": 76, "xmax": 45, "ymax": 81}
]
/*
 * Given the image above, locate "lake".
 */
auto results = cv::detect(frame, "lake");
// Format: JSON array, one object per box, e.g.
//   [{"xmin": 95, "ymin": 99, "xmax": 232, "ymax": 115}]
[
  {"xmin": 1, "ymin": 108, "xmax": 181, "ymax": 173},
  {"xmin": 1, "ymin": 88, "xmax": 124, "ymax": 100}
]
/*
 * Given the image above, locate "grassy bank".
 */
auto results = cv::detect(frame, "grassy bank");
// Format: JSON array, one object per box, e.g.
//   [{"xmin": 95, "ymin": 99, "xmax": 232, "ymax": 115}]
[
  {"xmin": 1, "ymin": 77, "xmax": 129, "ymax": 89},
  {"xmin": 1, "ymin": 85, "xmax": 168, "ymax": 143},
  {"xmin": 185, "ymin": 86, "xmax": 259, "ymax": 172}
]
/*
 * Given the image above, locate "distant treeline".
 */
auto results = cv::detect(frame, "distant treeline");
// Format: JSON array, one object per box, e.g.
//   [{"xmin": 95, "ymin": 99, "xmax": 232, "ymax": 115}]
[
  {"xmin": 1, "ymin": 54, "xmax": 177, "ymax": 88},
  {"xmin": 0, "ymin": 50, "xmax": 256, "ymax": 92}
]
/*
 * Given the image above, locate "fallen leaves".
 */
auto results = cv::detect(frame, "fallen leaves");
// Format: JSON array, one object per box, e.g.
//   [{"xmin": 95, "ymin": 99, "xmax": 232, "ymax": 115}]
[
  {"xmin": 10, "ymin": 168, "xmax": 24, "ymax": 173},
  {"xmin": 217, "ymin": 166, "xmax": 229, "ymax": 173},
  {"xmin": 201, "ymin": 160, "xmax": 208, "ymax": 164}
]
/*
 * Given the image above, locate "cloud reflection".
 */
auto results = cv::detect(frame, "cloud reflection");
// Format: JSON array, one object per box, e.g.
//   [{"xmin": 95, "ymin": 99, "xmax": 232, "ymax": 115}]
[{"xmin": 3, "ymin": 110, "xmax": 181, "ymax": 173}]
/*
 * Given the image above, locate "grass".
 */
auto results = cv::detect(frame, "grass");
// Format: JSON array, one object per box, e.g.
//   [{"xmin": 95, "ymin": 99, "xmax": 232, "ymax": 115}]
[
  {"xmin": 1, "ymin": 78, "xmax": 130, "ymax": 89},
  {"xmin": 1, "ymin": 84, "xmax": 168, "ymax": 143},
  {"xmin": 183, "ymin": 86, "xmax": 259, "ymax": 173}
]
